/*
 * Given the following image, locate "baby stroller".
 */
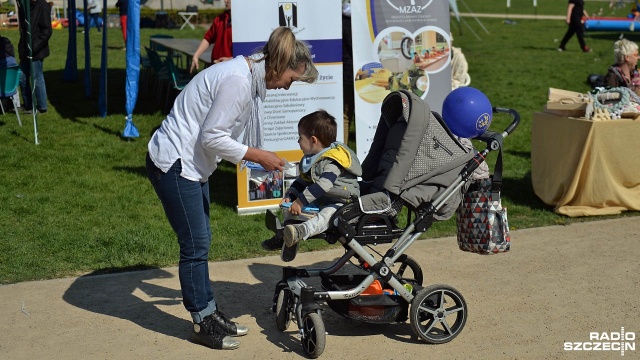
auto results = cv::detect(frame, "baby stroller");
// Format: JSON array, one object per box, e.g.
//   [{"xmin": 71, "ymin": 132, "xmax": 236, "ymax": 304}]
[{"xmin": 265, "ymin": 90, "xmax": 520, "ymax": 358}]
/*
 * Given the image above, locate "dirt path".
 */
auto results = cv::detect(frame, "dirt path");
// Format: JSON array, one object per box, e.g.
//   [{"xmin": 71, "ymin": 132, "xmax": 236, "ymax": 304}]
[{"xmin": 1, "ymin": 217, "xmax": 638, "ymax": 359}]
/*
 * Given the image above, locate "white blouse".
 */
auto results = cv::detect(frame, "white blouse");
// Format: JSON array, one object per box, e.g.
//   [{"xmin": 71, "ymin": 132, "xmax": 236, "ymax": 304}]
[{"xmin": 148, "ymin": 55, "xmax": 253, "ymax": 182}]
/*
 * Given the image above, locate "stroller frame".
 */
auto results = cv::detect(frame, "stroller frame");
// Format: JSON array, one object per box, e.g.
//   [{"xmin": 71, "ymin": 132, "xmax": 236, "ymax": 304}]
[{"xmin": 268, "ymin": 92, "xmax": 521, "ymax": 358}]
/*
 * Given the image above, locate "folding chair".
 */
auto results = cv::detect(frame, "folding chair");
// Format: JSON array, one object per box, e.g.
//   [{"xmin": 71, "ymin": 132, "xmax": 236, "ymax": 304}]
[
  {"xmin": 150, "ymin": 34, "xmax": 183, "ymax": 68},
  {"xmin": 164, "ymin": 57, "xmax": 191, "ymax": 112},
  {"xmin": 145, "ymin": 46, "xmax": 170, "ymax": 104},
  {"xmin": 0, "ymin": 65, "xmax": 22, "ymax": 126}
]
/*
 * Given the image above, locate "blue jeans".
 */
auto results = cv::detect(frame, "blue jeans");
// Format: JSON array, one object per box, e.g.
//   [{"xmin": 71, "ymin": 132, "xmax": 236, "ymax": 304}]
[
  {"xmin": 19, "ymin": 60, "xmax": 48, "ymax": 111},
  {"xmin": 146, "ymin": 154, "xmax": 216, "ymax": 323},
  {"xmin": 90, "ymin": 13, "xmax": 102, "ymax": 30}
]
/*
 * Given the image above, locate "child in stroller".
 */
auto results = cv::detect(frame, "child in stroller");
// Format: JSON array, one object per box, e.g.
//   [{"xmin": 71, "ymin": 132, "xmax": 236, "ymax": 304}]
[
  {"xmin": 262, "ymin": 110, "xmax": 362, "ymax": 262},
  {"xmin": 263, "ymin": 109, "xmax": 362, "ymax": 262},
  {"xmin": 263, "ymin": 89, "xmax": 520, "ymax": 358}
]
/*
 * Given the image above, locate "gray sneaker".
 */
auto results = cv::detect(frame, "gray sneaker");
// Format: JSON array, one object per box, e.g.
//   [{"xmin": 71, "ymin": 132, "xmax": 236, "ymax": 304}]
[{"xmin": 283, "ymin": 224, "xmax": 303, "ymax": 247}]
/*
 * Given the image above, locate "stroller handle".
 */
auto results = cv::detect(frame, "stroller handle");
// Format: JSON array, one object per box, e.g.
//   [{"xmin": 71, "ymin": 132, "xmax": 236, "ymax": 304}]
[
  {"xmin": 493, "ymin": 107, "xmax": 521, "ymax": 137},
  {"xmin": 475, "ymin": 107, "xmax": 520, "ymax": 151}
]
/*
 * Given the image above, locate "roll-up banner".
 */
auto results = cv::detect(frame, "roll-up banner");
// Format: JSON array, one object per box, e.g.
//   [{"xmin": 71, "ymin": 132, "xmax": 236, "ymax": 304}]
[
  {"xmin": 351, "ymin": 0, "xmax": 451, "ymax": 160},
  {"xmin": 233, "ymin": 0, "xmax": 343, "ymax": 214}
]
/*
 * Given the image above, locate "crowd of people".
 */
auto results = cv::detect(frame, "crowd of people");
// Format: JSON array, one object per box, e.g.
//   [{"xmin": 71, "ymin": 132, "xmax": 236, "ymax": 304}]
[{"xmin": 249, "ymin": 173, "xmax": 283, "ymax": 200}]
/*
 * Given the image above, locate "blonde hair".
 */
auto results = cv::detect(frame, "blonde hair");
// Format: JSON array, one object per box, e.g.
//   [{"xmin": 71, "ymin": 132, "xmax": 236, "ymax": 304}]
[
  {"xmin": 614, "ymin": 38, "xmax": 639, "ymax": 64},
  {"xmin": 254, "ymin": 27, "xmax": 318, "ymax": 84}
]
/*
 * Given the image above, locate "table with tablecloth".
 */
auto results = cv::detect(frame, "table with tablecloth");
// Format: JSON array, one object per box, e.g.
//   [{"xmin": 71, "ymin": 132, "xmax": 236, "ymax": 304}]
[{"xmin": 531, "ymin": 112, "xmax": 640, "ymax": 217}]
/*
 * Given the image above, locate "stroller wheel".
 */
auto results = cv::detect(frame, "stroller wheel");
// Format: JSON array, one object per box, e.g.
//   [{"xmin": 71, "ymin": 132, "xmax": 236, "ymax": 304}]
[
  {"xmin": 301, "ymin": 312, "xmax": 326, "ymax": 359},
  {"xmin": 275, "ymin": 288, "xmax": 292, "ymax": 331},
  {"xmin": 409, "ymin": 284, "xmax": 467, "ymax": 344},
  {"xmin": 392, "ymin": 254, "xmax": 424, "ymax": 286}
]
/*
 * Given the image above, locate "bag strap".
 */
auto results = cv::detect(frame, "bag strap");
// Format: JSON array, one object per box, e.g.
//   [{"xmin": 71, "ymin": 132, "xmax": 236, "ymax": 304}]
[{"xmin": 491, "ymin": 146, "xmax": 503, "ymax": 201}]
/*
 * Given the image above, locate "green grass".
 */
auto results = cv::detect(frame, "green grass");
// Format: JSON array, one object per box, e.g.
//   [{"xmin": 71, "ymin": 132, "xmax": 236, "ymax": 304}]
[
  {"xmin": 455, "ymin": 0, "xmax": 628, "ymax": 16},
  {"xmin": 1, "ymin": 1, "xmax": 638, "ymax": 283}
]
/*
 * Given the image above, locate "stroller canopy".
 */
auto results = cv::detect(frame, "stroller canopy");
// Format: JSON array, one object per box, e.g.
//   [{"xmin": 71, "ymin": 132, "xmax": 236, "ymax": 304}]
[{"xmin": 361, "ymin": 90, "xmax": 473, "ymax": 219}]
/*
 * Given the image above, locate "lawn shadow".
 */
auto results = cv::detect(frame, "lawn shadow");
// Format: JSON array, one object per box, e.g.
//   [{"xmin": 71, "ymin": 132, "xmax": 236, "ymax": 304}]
[
  {"xmin": 585, "ymin": 32, "xmax": 640, "ymax": 42},
  {"xmin": 45, "ymin": 69, "xmax": 160, "ymax": 121},
  {"xmin": 111, "ymin": 158, "xmax": 239, "ymax": 209},
  {"xmin": 92, "ymin": 123, "xmax": 123, "ymax": 137},
  {"xmin": 494, "ymin": 150, "xmax": 552, "ymax": 210},
  {"xmin": 505, "ymin": 149, "xmax": 530, "ymax": 161},
  {"xmin": 502, "ymin": 171, "xmax": 552, "ymax": 211},
  {"xmin": 209, "ymin": 162, "xmax": 238, "ymax": 210}
]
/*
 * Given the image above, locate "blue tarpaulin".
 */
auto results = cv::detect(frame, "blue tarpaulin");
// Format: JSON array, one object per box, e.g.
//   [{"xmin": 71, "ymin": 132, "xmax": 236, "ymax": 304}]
[
  {"xmin": 61, "ymin": 0, "xmax": 142, "ymax": 137},
  {"xmin": 63, "ymin": 1, "xmax": 77, "ymax": 82},
  {"xmin": 99, "ymin": 1, "xmax": 107, "ymax": 117},
  {"xmin": 123, "ymin": 0, "xmax": 141, "ymax": 138},
  {"xmin": 75, "ymin": 9, "xmax": 104, "ymax": 27}
]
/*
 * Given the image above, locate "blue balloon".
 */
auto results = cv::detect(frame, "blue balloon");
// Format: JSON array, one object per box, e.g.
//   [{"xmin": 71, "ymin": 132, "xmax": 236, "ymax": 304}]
[{"xmin": 442, "ymin": 87, "xmax": 492, "ymax": 138}]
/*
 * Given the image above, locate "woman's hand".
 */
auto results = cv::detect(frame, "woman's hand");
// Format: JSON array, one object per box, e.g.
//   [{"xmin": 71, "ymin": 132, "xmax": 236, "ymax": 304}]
[
  {"xmin": 259, "ymin": 150, "xmax": 285, "ymax": 171},
  {"xmin": 244, "ymin": 148, "xmax": 285, "ymax": 171}
]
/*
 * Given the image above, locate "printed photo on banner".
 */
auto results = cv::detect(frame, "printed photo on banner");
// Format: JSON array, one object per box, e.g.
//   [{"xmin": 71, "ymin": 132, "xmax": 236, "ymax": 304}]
[
  {"xmin": 351, "ymin": 0, "xmax": 450, "ymax": 160},
  {"xmin": 355, "ymin": 26, "xmax": 451, "ymax": 104},
  {"xmin": 247, "ymin": 166, "xmax": 284, "ymax": 202}
]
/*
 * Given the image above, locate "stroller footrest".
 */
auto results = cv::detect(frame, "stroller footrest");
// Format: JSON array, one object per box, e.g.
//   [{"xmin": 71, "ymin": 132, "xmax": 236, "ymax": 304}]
[{"xmin": 265, "ymin": 209, "xmax": 282, "ymax": 233}]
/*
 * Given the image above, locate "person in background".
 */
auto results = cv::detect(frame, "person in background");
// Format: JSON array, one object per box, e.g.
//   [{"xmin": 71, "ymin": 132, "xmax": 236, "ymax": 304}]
[
  {"xmin": 17, "ymin": 0, "xmax": 52, "ymax": 114},
  {"xmin": 558, "ymin": 0, "xmax": 591, "ymax": 52},
  {"xmin": 47, "ymin": 1, "xmax": 57, "ymax": 20},
  {"xmin": 189, "ymin": 0, "xmax": 232, "ymax": 73},
  {"xmin": 146, "ymin": 26, "xmax": 317, "ymax": 350},
  {"xmin": 604, "ymin": 38, "xmax": 640, "ymax": 94},
  {"xmin": 116, "ymin": 0, "xmax": 128, "ymax": 42},
  {"xmin": 87, "ymin": 0, "xmax": 102, "ymax": 32},
  {"xmin": 0, "ymin": 34, "xmax": 19, "ymax": 110},
  {"xmin": 0, "ymin": 34, "xmax": 17, "ymax": 68}
]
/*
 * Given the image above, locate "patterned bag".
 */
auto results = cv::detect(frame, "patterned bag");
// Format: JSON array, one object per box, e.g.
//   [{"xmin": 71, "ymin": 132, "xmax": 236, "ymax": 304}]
[{"xmin": 456, "ymin": 149, "xmax": 511, "ymax": 255}]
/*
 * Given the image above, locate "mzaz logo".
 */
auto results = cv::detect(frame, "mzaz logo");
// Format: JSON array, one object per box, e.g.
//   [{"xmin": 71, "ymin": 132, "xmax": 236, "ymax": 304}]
[
  {"xmin": 385, "ymin": 0, "xmax": 433, "ymax": 14},
  {"xmin": 564, "ymin": 328, "xmax": 636, "ymax": 356},
  {"xmin": 278, "ymin": 2, "xmax": 298, "ymax": 29}
]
